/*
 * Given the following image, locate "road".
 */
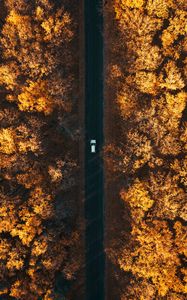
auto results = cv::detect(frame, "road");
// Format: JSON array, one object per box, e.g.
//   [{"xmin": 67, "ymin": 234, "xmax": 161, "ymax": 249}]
[{"xmin": 84, "ymin": 1, "xmax": 105, "ymax": 300}]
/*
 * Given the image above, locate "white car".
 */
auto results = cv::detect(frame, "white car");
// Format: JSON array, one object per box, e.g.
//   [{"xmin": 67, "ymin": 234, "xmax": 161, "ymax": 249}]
[{"xmin": 90, "ymin": 139, "xmax": 96, "ymax": 153}]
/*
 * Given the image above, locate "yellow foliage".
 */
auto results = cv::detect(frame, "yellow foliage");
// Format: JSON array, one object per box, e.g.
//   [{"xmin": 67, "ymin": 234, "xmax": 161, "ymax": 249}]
[
  {"xmin": 6, "ymin": 249, "xmax": 24, "ymax": 270},
  {"xmin": 110, "ymin": 64, "xmax": 122, "ymax": 78},
  {"xmin": 174, "ymin": 221, "xmax": 187, "ymax": 257},
  {"xmin": 18, "ymin": 80, "xmax": 53, "ymax": 115},
  {"xmin": 0, "ymin": 1, "xmax": 79, "ymax": 298},
  {"xmin": 127, "ymin": 131, "xmax": 153, "ymax": 170},
  {"xmin": 160, "ymin": 61, "xmax": 185, "ymax": 91},
  {"xmin": 0, "ymin": 125, "xmax": 41, "ymax": 155},
  {"xmin": 28, "ymin": 187, "xmax": 53, "ymax": 219},
  {"xmin": 114, "ymin": 0, "xmax": 145, "ymax": 15},
  {"xmin": 119, "ymin": 221, "xmax": 185, "ymax": 296},
  {"xmin": 41, "ymin": 9, "xmax": 73, "ymax": 43},
  {"xmin": 0, "ymin": 205, "xmax": 17, "ymax": 233},
  {"xmin": 161, "ymin": 30, "xmax": 174, "ymax": 48},
  {"xmin": 162, "ymin": 10, "xmax": 187, "ymax": 49},
  {"xmin": 117, "ymin": 87, "xmax": 138, "ymax": 118},
  {"xmin": 48, "ymin": 165, "xmax": 62, "ymax": 182},
  {"xmin": 147, "ymin": 0, "xmax": 175, "ymax": 18},
  {"xmin": 0, "ymin": 63, "xmax": 19, "ymax": 90},
  {"xmin": 10, "ymin": 280, "xmax": 28, "ymax": 299},
  {"xmin": 7, "ymin": 10, "xmax": 26, "ymax": 25},
  {"xmin": 31, "ymin": 237, "xmax": 48, "ymax": 256},
  {"xmin": 181, "ymin": 268, "xmax": 187, "ymax": 284},
  {"xmin": 35, "ymin": 6, "xmax": 44, "ymax": 20},
  {"xmin": 6, "ymin": 10, "xmax": 33, "ymax": 41},
  {"xmin": 44, "ymin": 290, "xmax": 54, "ymax": 300},
  {"xmin": 42, "ymin": 258, "xmax": 54, "ymax": 270},
  {"xmin": 11, "ymin": 208, "xmax": 43, "ymax": 246},
  {"xmin": 0, "ymin": 239, "xmax": 11, "ymax": 260},
  {"xmin": 181, "ymin": 127, "xmax": 187, "ymax": 153},
  {"xmin": 114, "ymin": 5, "xmax": 162, "ymax": 35},
  {"xmin": 0, "ymin": 128, "xmax": 16, "ymax": 154},
  {"xmin": 18, "ymin": 136, "xmax": 40, "ymax": 153},
  {"xmin": 120, "ymin": 179, "xmax": 154, "ymax": 221},
  {"xmin": 107, "ymin": 0, "xmax": 187, "ymax": 298},
  {"xmin": 171, "ymin": 157, "xmax": 187, "ymax": 190},
  {"xmin": 135, "ymin": 45, "xmax": 162, "ymax": 71},
  {"xmin": 165, "ymin": 92, "xmax": 187, "ymax": 119},
  {"xmin": 16, "ymin": 170, "xmax": 44, "ymax": 189},
  {"xmin": 135, "ymin": 71, "xmax": 158, "ymax": 94}
]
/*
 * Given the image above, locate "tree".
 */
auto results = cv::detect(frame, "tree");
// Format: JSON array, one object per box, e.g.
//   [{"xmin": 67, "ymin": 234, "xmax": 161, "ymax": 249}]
[
  {"xmin": 146, "ymin": 0, "xmax": 175, "ymax": 19},
  {"xmin": 120, "ymin": 178, "xmax": 154, "ymax": 222},
  {"xmin": 118, "ymin": 220, "xmax": 186, "ymax": 296},
  {"xmin": 17, "ymin": 80, "xmax": 54, "ymax": 114},
  {"xmin": 0, "ymin": 128, "xmax": 16, "ymax": 154},
  {"xmin": 0, "ymin": 0, "xmax": 74, "ymax": 115},
  {"xmin": 105, "ymin": 0, "xmax": 187, "ymax": 298},
  {"xmin": 0, "ymin": 0, "xmax": 81, "ymax": 298}
]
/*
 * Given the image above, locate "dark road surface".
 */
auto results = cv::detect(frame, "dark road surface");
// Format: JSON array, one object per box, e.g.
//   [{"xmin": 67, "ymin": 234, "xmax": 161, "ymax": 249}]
[{"xmin": 84, "ymin": 1, "xmax": 105, "ymax": 300}]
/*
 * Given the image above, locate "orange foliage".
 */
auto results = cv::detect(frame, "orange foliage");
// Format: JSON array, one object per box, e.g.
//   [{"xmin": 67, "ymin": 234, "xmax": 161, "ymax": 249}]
[
  {"xmin": 0, "ymin": 0, "xmax": 81, "ymax": 298},
  {"xmin": 105, "ymin": 0, "xmax": 187, "ymax": 298}
]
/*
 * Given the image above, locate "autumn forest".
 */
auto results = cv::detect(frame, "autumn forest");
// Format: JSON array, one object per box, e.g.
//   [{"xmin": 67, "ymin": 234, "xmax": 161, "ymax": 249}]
[
  {"xmin": 0, "ymin": 0, "xmax": 82, "ymax": 299},
  {"xmin": 105, "ymin": 0, "xmax": 187, "ymax": 299},
  {"xmin": 0, "ymin": 0, "xmax": 186, "ymax": 299}
]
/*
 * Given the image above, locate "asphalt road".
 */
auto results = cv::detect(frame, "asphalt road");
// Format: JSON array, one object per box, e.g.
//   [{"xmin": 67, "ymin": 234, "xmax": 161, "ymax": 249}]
[{"xmin": 84, "ymin": 1, "xmax": 105, "ymax": 299}]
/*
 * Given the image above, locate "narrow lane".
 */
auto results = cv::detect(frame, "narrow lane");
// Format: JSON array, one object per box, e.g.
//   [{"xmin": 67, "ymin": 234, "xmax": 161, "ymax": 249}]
[{"xmin": 84, "ymin": 1, "xmax": 105, "ymax": 300}]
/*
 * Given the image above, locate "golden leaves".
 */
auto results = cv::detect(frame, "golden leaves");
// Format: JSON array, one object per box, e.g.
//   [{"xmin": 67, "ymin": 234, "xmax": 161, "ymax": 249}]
[
  {"xmin": 10, "ymin": 280, "xmax": 29, "ymax": 299},
  {"xmin": 18, "ymin": 80, "xmax": 53, "ymax": 115},
  {"xmin": 119, "ymin": 220, "xmax": 185, "ymax": 296},
  {"xmin": 165, "ymin": 92, "xmax": 187, "ymax": 119},
  {"xmin": 11, "ymin": 215, "xmax": 42, "ymax": 246},
  {"xmin": 109, "ymin": 1, "xmax": 187, "ymax": 298},
  {"xmin": 0, "ymin": 125, "xmax": 41, "ymax": 155},
  {"xmin": 0, "ymin": 239, "xmax": 11, "ymax": 260},
  {"xmin": 127, "ymin": 131, "xmax": 153, "ymax": 168},
  {"xmin": 0, "ymin": 3, "xmax": 74, "ymax": 116},
  {"xmin": 31, "ymin": 237, "xmax": 48, "ymax": 256},
  {"xmin": 6, "ymin": 10, "xmax": 33, "ymax": 42},
  {"xmin": 0, "ymin": 204, "xmax": 17, "ymax": 233},
  {"xmin": 0, "ymin": 128, "xmax": 16, "ymax": 154},
  {"xmin": 117, "ymin": 86, "xmax": 138, "ymax": 118},
  {"xmin": 48, "ymin": 165, "xmax": 62, "ymax": 182},
  {"xmin": 162, "ymin": 9, "xmax": 187, "ymax": 50},
  {"xmin": 114, "ymin": 5, "xmax": 162, "ymax": 36},
  {"xmin": 147, "ymin": 0, "xmax": 175, "ymax": 19},
  {"xmin": 174, "ymin": 221, "xmax": 187, "ymax": 257},
  {"xmin": 28, "ymin": 187, "xmax": 54, "ymax": 220},
  {"xmin": 135, "ymin": 71, "xmax": 158, "ymax": 94},
  {"xmin": 135, "ymin": 45, "xmax": 162, "ymax": 71},
  {"xmin": 35, "ymin": 6, "xmax": 44, "ymax": 20},
  {"xmin": 115, "ymin": 0, "xmax": 145, "ymax": 10},
  {"xmin": 6, "ymin": 249, "xmax": 24, "ymax": 270},
  {"xmin": 121, "ymin": 179, "xmax": 154, "ymax": 211},
  {"xmin": 160, "ymin": 61, "xmax": 185, "ymax": 91},
  {"xmin": 120, "ymin": 179, "xmax": 154, "ymax": 222},
  {"xmin": 41, "ymin": 9, "xmax": 73, "ymax": 43},
  {"xmin": 0, "ymin": 1, "xmax": 79, "ymax": 298},
  {"xmin": 0, "ymin": 62, "xmax": 20, "ymax": 90}
]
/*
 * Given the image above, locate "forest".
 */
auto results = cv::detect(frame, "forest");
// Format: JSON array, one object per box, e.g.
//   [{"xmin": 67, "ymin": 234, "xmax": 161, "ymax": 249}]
[
  {"xmin": 0, "ymin": 0, "xmax": 83, "ymax": 299},
  {"xmin": 105, "ymin": 0, "xmax": 187, "ymax": 299},
  {"xmin": 0, "ymin": 0, "xmax": 186, "ymax": 299}
]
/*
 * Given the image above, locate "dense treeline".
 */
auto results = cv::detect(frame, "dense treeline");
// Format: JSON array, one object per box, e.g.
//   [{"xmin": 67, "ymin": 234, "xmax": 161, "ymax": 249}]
[
  {"xmin": 0, "ymin": 0, "xmax": 82, "ymax": 299},
  {"xmin": 105, "ymin": 0, "xmax": 187, "ymax": 299}
]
